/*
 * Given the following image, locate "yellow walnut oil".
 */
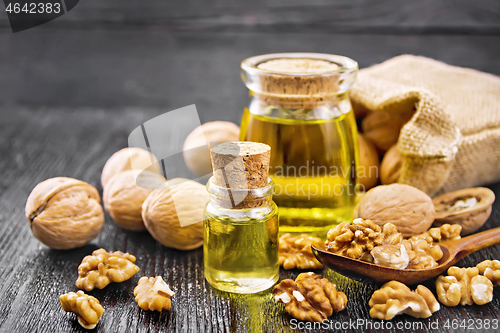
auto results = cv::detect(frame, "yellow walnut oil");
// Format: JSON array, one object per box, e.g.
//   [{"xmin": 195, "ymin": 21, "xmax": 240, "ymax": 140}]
[
  {"xmin": 204, "ymin": 209, "xmax": 279, "ymax": 294},
  {"xmin": 240, "ymin": 108, "xmax": 359, "ymax": 236}
]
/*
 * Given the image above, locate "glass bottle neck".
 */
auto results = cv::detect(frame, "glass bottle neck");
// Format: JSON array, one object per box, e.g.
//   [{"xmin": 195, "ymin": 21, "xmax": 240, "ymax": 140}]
[
  {"xmin": 247, "ymin": 93, "xmax": 353, "ymax": 121},
  {"xmin": 250, "ymin": 91, "xmax": 349, "ymax": 109},
  {"xmin": 206, "ymin": 176, "xmax": 274, "ymax": 209}
]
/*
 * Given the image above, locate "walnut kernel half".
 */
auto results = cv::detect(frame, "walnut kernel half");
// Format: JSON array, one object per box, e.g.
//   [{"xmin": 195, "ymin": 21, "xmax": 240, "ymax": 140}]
[
  {"xmin": 134, "ymin": 276, "xmax": 175, "ymax": 311},
  {"xmin": 477, "ymin": 260, "xmax": 500, "ymax": 286},
  {"xmin": 75, "ymin": 248, "xmax": 140, "ymax": 291},
  {"xmin": 273, "ymin": 272, "xmax": 347, "ymax": 322},
  {"xmin": 60, "ymin": 290, "xmax": 104, "ymax": 329},
  {"xmin": 279, "ymin": 233, "xmax": 324, "ymax": 270},
  {"xmin": 371, "ymin": 243, "xmax": 409, "ymax": 269},
  {"xmin": 325, "ymin": 218, "xmax": 384, "ymax": 260},
  {"xmin": 369, "ymin": 281, "xmax": 439, "ymax": 320}
]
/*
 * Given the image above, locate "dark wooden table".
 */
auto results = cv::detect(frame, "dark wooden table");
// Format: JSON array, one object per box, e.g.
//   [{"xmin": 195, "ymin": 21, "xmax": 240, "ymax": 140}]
[{"xmin": 1, "ymin": 1, "xmax": 500, "ymax": 332}]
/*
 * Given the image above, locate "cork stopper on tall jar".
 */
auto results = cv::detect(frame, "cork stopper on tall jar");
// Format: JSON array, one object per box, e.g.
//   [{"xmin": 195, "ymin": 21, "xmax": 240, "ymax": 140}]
[
  {"xmin": 209, "ymin": 141, "xmax": 271, "ymax": 208},
  {"xmin": 241, "ymin": 53, "xmax": 358, "ymax": 108}
]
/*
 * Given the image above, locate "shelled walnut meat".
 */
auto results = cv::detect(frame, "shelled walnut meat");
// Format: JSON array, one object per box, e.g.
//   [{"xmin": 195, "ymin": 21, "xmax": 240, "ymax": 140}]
[
  {"xmin": 273, "ymin": 272, "xmax": 347, "ymax": 323},
  {"xmin": 401, "ymin": 237, "xmax": 443, "ymax": 270},
  {"xmin": 142, "ymin": 178, "xmax": 208, "ymax": 250},
  {"xmin": 279, "ymin": 233, "xmax": 325, "ymax": 270},
  {"xmin": 432, "ymin": 187, "xmax": 495, "ymax": 235},
  {"xmin": 76, "ymin": 248, "xmax": 140, "ymax": 291},
  {"xmin": 325, "ymin": 218, "xmax": 385, "ymax": 260},
  {"xmin": 101, "ymin": 147, "xmax": 161, "ymax": 188},
  {"xmin": 382, "ymin": 222, "xmax": 404, "ymax": 245},
  {"xmin": 103, "ymin": 170, "xmax": 167, "ymax": 231},
  {"xmin": 60, "ymin": 290, "xmax": 104, "ymax": 329},
  {"xmin": 435, "ymin": 275, "xmax": 462, "ymax": 307},
  {"xmin": 353, "ymin": 184, "xmax": 435, "ymax": 238},
  {"xmin": 134, "ymin": 276, "xmax": 175, "ymax": 311},
  {"xmin": 435, "ymin": 266, "xmax": 493, "ymax": 306},
  {"xmin": 371, "ymin": 243, "xmax": 409, "ymax": 269},
  {"xmin": 370, "ymin": 228, "xmax": 444, "ymax": 270},
  {"xmin": 326, "ymin": 219, "xmax": 451, "ymax": 270},
  {"xmin": 410, "ymin": 224, "xmax": 462, "ymax": 243},
  {"xmin": 369, "ymin": 281, "xmax": 440, "ymax": 320},
  {"xmin": 477, "ymin": 260, "xmax": 500, "ymax": 285},
  {"xmin": 25, "ymin": 177, "xmax": 105, "ymax": 250},
  {"xmin": 325, "ymin": 218, "xmax": 403, "ymax": 262}
]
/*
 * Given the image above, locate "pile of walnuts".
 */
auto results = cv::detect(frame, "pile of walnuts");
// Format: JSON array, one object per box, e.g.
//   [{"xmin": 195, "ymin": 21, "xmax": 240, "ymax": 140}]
[
  {"xmin": 367, "ymin": 260, "xmax": 500, "ymax": 321},
  {"xmin": 60, "ymin": 248, "xmax": 175, "ymax": 329},
  {"xmin": 324, "ymin": 218, "xmax": 460, "ymax": 270},
  {"xmin": 435, "ymin": 262, "xmax": 499, "ymax": 307},
  {"xmin": 25, "ymin": 147, "xmax": 208, "ymax": 251},
  {"xmin": 274, "ymin": 186, "xmax": 497, "ymax": 324},
  {"xmin": 101, "ymin": 147, "xmax": 208, "ymax": 251},
  {"xmin": 23, "ymin": 122, "xmax": 498, "ymax": 327},
  {"xmin": 354, "ymin": 105, "xmax": 413, "ymax": 191}
]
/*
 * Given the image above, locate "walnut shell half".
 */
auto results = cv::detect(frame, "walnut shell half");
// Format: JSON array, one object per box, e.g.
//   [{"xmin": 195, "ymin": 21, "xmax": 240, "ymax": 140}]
[
  {"xmin": 432, "ymin": 187, "xmax": 495, "ymax": 235},
  {"xmin": 25, "ymin": 177, "xmax": 104, "ymax": 249},
  {"xmin": 353, "ymin": 184, "xmax": 435, "ymax": 238},
  {"xmin": 142, "ymin": 178, "xmax": 208, "ymax": 250}
]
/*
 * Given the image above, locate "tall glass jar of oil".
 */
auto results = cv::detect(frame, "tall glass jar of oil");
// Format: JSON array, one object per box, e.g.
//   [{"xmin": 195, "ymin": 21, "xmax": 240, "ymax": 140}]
[{"xmin": 240, "ymin": 53, "xmax": 359, "ymax": 237}]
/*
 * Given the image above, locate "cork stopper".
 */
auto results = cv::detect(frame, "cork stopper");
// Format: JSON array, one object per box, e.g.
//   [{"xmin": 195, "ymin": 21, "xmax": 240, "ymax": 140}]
[
  {"xmin": 257, "ymin": 58, "xmax": 339, "ymax": 73},
  {"xmin": 210, "ymin": 141, "xmax": 270, "ymax": 189},
  {"xmin": 256, "ymin": 58, "xmax": 341, "ymax": 108},
  {"xmin": 209, "ymin": 142, "xmax": 271, "ymax": 208},
  {"xmin": 242, "ymin": 53, "xmax": 358, "ymax": 109}
]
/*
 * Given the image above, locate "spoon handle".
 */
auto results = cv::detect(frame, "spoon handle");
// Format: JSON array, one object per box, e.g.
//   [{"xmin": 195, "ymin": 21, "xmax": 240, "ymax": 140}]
[{"xmin": 452, "ymin": 226, "xmax": 500, "ymax": 259}]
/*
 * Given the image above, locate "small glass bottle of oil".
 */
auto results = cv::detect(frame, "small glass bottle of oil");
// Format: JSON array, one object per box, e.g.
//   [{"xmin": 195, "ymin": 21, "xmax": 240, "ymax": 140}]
[
  {"xmin": 240, "ymin": 53, "xmax": 359, "ymax": 237},
  {"xmin": 204, "ymin": 142, "xmax": 279, "ymax": 294}
]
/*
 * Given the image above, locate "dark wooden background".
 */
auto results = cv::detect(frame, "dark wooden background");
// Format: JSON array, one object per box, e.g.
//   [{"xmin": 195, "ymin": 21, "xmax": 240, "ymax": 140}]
[{"xmin": 1, "ymin": 1, "xmax": 500, "ymax": 332}]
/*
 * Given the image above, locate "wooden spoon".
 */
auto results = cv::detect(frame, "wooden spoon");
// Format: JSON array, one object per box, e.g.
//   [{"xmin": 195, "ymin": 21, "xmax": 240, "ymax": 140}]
[{"xmin": 312, "ymin": 226, "xmax": 500, "ymax": 285}]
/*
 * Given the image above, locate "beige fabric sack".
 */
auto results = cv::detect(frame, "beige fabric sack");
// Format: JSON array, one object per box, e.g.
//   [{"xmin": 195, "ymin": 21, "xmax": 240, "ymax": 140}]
[{"xmin": 351, "ymin": 55, "xmax": 500, "ymax": 196}]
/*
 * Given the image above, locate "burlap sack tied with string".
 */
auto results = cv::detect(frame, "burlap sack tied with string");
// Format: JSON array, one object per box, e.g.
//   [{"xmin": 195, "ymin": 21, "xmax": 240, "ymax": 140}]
[{"xmin": 351, "ymin": 55, "xmax": 500, "ymax": 196}]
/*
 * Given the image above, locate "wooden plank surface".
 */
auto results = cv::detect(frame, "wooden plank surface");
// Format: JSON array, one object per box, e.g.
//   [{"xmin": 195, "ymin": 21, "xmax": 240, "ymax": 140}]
[
  {"xmin": 0, "ymin": 107, "xmax": 500, "ymax": 333},
  {"xmin": 1, "ymin": 0, "xmax": 500, "ymax": 331}
]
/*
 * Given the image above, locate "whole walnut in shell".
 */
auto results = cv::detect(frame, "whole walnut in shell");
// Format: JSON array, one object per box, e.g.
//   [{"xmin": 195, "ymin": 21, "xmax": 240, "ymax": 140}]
[
  {"xmin": 103, "ymin": 170, "xmax": 167, "ymax": 231},
  {"xmin": 25, "ymin": 177, "xmax": 104, "ymax": 249},
  {"xmin": 183, "ymin": 121, "xmax": 240, "ymax": 177},
  {"xmin": 353, "ymin": 184, "xmax": 435, "ymax": 238},
  {"xmin": 380, "ymin": 144, "xmax": 402, "ymax": 185},
  {"xmin": 362, "ymin": 108, "xmax": 413, "ymax": 152},
  {"xmin": 142, "ymin": 178, "xmax": 209, "ymax": 250},
  {"xmin": 101, "ymin": 147, "xmax": 161, "ymax": 188},
  {"xmin": 357, "ymin": 133, "xmax": 380, "ymax": 190}
]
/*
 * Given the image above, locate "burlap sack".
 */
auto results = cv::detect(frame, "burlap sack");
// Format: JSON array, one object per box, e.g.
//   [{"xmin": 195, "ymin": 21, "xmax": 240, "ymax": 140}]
[{"xmin": 350, "ymin": 55, "xmax": 500, "ymax": 196}]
